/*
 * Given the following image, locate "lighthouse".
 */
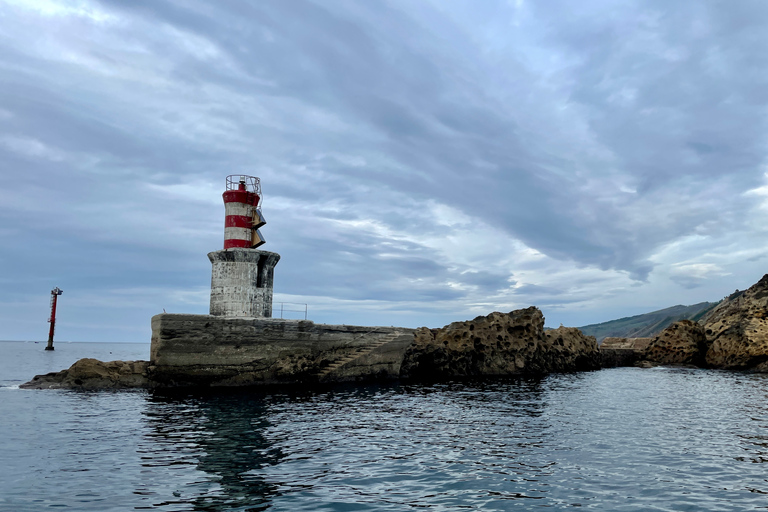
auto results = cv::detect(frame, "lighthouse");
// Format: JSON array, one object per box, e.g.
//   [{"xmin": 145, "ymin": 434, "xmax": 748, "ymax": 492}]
[{"xmin": 208, "ymin": 175, "xmax": 280, "ymax": 318}]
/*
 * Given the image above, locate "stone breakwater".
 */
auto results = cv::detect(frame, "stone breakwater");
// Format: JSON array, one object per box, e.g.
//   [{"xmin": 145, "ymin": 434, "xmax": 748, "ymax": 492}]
[
  {"xmin": 22, "ymin": 308, "xmax": 601, "ymax": 390},
  {"xmin": 149, "ymin": 314, "xmax": 415, "ymax": 387},
  {"xmin": 599, "ymin": 337, "xmax": 653, "ymax": 367},
  {"xmin": 24, "ymin": 272, "xmax": 768, "ymax": 391}
]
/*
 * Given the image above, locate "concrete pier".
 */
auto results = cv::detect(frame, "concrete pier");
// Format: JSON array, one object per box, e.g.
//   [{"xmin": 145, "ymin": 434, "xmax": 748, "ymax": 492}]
[{"xmin": 150, "ymin": 313, "xmax": 415, "ymax": 386}]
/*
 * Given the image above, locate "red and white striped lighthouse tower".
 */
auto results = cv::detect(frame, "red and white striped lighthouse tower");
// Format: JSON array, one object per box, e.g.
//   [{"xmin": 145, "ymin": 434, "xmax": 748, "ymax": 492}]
[
  {"xmin": 223, "ymin": 175, "xmax": 266, "ymax": 249},
  {"xmin": 208, "ymin": 175, "xmax": 280, "ymax": 318}
]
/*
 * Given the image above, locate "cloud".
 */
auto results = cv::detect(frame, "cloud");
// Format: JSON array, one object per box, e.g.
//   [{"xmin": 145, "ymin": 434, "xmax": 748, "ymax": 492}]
[
  {"xmin": 669, "ymin": 263, "xmax": 730, "ymax": 289},
  {"xmin": 2, "ymin": 0, "xmax": 768, "ymax": 340}
]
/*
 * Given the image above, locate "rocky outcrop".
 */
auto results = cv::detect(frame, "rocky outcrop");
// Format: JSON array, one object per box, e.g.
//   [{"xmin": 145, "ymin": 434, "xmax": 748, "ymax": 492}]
[
  {"xmin": 642, "ymin": 320, "xmax": 708, "ymax": 366},
  {"xmin": 703, "ymin": 275, "xmax": 768, "ymax": 370},
  {"xmin": 599, "ymin": 337, "xmax": 653, "ymax": 367},
  {"xmin": 400, "ymin": 307, "xmax": 600, "ymax": 380},
  {"xmin": 20, "ymin": 359, "xmax": 150, "ymax": 390}
]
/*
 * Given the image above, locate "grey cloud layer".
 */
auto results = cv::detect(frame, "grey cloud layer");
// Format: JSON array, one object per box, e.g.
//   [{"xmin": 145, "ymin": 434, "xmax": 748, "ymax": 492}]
[{"xmin": 1, "ymin": 0, "xmax": 767, "ymax": 339}]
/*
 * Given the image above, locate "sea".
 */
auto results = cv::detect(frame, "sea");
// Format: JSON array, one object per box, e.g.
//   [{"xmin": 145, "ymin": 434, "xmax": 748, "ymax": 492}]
[{"xmin": 1, "ymin": 340, "xmax": 768, "ymax": 511}]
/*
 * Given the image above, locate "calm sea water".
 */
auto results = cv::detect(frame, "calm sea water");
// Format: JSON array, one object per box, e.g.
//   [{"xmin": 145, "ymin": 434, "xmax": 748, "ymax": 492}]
[{"xmin": 1, "ymin": 340, "xmax": 768, "ymax": 511}]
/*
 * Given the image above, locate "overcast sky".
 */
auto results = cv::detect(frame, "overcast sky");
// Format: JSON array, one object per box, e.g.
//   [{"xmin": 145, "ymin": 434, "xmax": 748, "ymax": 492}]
[{"xmin": 2, "ymin": 0, "xmax": 768, "ymax": 342}]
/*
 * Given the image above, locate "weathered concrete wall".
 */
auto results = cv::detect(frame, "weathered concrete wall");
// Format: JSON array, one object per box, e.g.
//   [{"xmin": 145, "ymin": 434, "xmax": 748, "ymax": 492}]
[
  {"xmin": 150, "ymin": 314, "xmax": 415, "ymax": 387},
  {"xmin": 208, "ymin": 249, "xmax": 280, "ymax": 318},
  {"xmin": 599, "ymin": 337, "xmax": 653, "ymax": 367}
]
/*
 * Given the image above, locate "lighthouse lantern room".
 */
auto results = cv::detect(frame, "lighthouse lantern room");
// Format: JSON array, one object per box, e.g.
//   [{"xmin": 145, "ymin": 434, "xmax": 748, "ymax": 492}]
[{"xmin": 223, "ymin": 175, "xmax": 266, "ymax": 249}]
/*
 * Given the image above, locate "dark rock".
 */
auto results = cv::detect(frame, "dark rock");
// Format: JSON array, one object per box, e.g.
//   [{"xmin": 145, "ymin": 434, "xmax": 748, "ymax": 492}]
[
  {"xmin": 20, "ymin": 359, "xmax": 150, "ymax": 390},
  {"xmin": 400, "ymin": 307, "xmax": 600, "ymax": 380},
  {"xmin": 703, "ymin": 274, "xmax": 768, "ymax": 370},
  {"xmin": 642, "ymin": 320, "xmax": 708, "ymax": 366}
]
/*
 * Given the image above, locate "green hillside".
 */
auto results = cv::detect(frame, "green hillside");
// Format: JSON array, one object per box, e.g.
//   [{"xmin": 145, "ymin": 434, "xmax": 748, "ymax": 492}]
[{"xmin": 579, "ymin": 302, "xmax": 719, "ymax": 342}]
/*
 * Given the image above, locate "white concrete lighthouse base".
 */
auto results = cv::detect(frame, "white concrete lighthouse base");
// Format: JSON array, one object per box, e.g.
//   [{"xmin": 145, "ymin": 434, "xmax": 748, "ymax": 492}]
[{"xmin": 208, "ymin": 248, "xmax": 280, "ymax": 318}]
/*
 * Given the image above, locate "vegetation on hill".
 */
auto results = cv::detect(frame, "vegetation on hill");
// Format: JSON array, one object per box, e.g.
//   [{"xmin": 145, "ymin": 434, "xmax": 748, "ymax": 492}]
[{"xmin": 578, "ymin": 302, "xmax": 719, "ymax": 342}]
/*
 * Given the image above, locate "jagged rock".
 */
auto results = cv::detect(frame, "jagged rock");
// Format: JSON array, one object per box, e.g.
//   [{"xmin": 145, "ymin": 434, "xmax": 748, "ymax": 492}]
[
  {"xmin": 642, "ymin": 320, "xmax": 708, "ymax": 366},
  {"xmin": 20, "ymin": 359, "xmax": 150, "ymax": 390},
  {"xmin": 400, "ymin": 307, "xmax": 600, "ymax": 380},
  {"xmin": 703, "ymin": 274, "xmax": 768, "ymax": 370},
  {"xmin": 599, "ymin": 337, "xmax": 653, "ymax": 367}
]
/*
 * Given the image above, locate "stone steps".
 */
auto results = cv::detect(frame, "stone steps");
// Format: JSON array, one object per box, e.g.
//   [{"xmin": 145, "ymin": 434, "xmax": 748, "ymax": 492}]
[{"xmin": 316, "ymin": 331, "xmax": 403, "ymax": 379}]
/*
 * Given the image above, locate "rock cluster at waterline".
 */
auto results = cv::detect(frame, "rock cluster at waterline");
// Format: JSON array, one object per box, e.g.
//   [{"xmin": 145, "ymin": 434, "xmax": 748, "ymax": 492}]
[
  {"xmin": 21, "ymin": 358, "xmax": 149, "ymax": 390},
  {"xmin": 22, "ymin": 307, "xmax": 602, "ymax": 390},
  {"xmin": 643, "ymin": 320, "xmax": 708, "ymax": 366},
  {"xmin": 400, "ymin": 306, "xmax": 601, "ymax": 380},
  {"xmin": 702, "ymin": 274, "xmax": 768, "ymax": 370},
  {"xmin": 602, "ymin": 274, "xmax": 768, "ymax": 371},
  {"xmin": 22, "ymin": 272, "xmax": 768, "ymax": 390}
]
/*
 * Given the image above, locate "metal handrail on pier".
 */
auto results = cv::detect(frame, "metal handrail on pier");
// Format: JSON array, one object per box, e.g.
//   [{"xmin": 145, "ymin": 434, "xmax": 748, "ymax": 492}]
[{"xmin": 277, "ymin": 302, "xmax": 308, "ymax": 320}]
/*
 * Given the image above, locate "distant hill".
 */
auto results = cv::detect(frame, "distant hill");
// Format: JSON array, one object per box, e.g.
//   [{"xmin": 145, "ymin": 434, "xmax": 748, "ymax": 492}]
[{"xmin": 578, "ymin": 302, "xmax": 719, "ymax": 342}]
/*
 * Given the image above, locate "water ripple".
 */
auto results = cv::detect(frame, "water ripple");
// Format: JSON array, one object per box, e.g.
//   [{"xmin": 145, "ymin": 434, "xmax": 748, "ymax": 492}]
[{"xmin": 2, "ymin": 364, "xmax": 768, "ymax": 510}]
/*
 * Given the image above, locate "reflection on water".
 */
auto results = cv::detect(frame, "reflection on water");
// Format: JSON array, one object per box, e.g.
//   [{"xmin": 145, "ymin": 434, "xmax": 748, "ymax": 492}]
[
  {"xmin": 136, "ymin": 380, "xmax": 553, "ymax": 511},
  {"xmin": 140, "ymin": 392, "xmax": 285, "ymax": 511},
  {"xmin": 6, "ymin": 368, "xmax": 767, "ymax": 511},
  {"xmin": 137, "ymin": 372, "xmax": 768, "ymax": 511}
]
